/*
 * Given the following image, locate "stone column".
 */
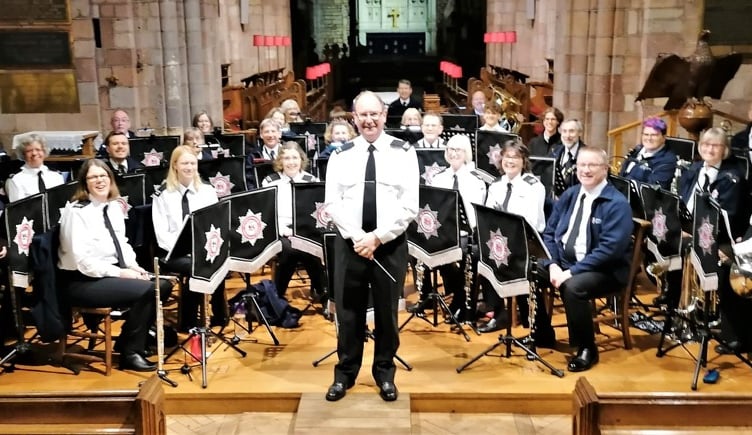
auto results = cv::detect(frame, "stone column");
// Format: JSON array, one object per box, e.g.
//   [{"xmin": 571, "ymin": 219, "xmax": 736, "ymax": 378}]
[{"xmin": 159, "ymin": 0, "xmax": 186, "ymax": 134}]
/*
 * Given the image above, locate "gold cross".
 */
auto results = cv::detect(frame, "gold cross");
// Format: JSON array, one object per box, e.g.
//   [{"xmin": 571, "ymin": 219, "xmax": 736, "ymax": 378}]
[{"xmin": 387, "ymin": 8, "xmax": 400, "ymax": 28}]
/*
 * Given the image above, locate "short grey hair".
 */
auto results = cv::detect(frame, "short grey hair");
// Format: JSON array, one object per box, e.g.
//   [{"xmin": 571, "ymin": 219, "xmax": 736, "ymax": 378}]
[
  {"xmin": 445, "ymin": 134, "xmax": 473, "ymax": 164},
  {"xmin": 15, "ymin": 133, "xmax": 49, "ymax": 160}
]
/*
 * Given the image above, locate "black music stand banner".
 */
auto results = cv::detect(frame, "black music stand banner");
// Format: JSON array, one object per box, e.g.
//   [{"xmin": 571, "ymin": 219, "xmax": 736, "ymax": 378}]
[
  {"xmin": 291, "ymin": 182, "xmax": 327, "ymax": 261},
  {"xmin": 116, "ymin": 173, "xmax": 146, "ymax": 208},
  {"xmin": 166, "ymin": 201, "xmax": 230, "ymax": 294},
  {"xmin": 440, "ymin": 114, "xmax": 479, "ymax": 147},
  {"xmin": 608, "ymin": 174, "xmax": 645, "ymax": 219},
  {"xmin": 386, "ymin": 129, "xmax": 423, "ymax": 145},
  {"xmin": 225, "ymin": 187, "xmax": 281, "ymax": 273},
  {"xmin": 530, "ymin": 156, "xmax": 555, "ymax": 198},
  {"xmin": 198, "ymin": 156, "xmax": 247, "ymax": 197},
  {"xmin": 44, "ymin": 180, "xmax": 78, "ymax": 226},
  {"xmin": 416, "ymin": 149, "xmax": 448, "ymax": 185},
  {"xmin": 128, "ymin": 135, "xmax": 180, "ymax": 167},
  {"xmin": 315, "ymin": 158, "xmax": 329, "ymax": 181},
  {"xmin": 141, "ymin": 166, "xmax": 169, "ymax": 203},
  {"xmin": 474, "ymin": 204, "xmax": 550, "ymax": 298},
  {"xmin": 253, "ymin": 161, "xmax": 276, "ymax": 189},
  {"xmin": 407, "ymin": 185, "xmax": 463, "ymax": 268},
  {"xmin": 691, "ymin": 193, "xmax": 728, "ymax": 292},
  {"xmin": 474, "ymin": 130, "xmax": 519, "ymax": 183},
  {"xmin": 205, "ymin": 133, "xmax": 246, "ymax": 156},
  {"xmin": 640, "ymin": 185, "xmax": 684, "ymax": 271},
  {"xmin": 5, "ymin": 194, "xmax": 46, "ymax": 288}
]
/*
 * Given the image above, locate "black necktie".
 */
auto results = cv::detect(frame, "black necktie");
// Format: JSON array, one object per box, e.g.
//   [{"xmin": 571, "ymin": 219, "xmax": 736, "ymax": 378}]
[
  {"xmin": 501, "ymin": 183, "xmax": 513, "ymax": 211},
  {"xmin": 37, "ymin": 171, "xmax": 46, "ymax": 193},
  {"xmin": 702, "ymin": 173, "xmax": 710, "ymax": 192},
  {"xmin": 362, "ymin": 144, "xmax": 377, "ymax": 232},
  {"xmin": 103, "ymin": 204, "xmax": 126, "ymax": 268},
  {"xmin": 182, "ymin": 189, "xmax": 190, "ymax": 218},
  {"xmin": 269, "ymin": 150, "xmax": 276, "ymax": 160},
  {"xmin": 452, "ymin": 174, "xmax": 459, "ymax": 191},
  {"xmin": 118, "ymin": 164, "xmax": 126, "ymax": 175},
  {"xmin": 402, "ymin": 101, "xmax": 407, "ymax": 107},
  {"xmin": 564, "ymin": 193, "xmax": 586, "ymax": 261}
]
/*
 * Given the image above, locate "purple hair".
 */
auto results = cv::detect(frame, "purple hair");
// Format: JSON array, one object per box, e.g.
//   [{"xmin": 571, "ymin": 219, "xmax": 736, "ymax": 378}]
[{"xmin": 642, "ymin": 117, "xmax": 667, "ymax": 135}]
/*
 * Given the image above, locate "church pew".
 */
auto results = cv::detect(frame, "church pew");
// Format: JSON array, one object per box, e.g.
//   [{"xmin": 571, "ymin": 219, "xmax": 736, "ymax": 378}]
[
  {"xmin": 573, "ymin": 377, "xmax": 752, "ymax": 435},
  {"xmin": 0, "ymin": 375, "xmax": 166, "ymax": 435}
]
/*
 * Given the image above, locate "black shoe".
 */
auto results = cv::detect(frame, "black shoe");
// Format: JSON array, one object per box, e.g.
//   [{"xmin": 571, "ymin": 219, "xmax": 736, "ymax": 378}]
[
  {"xmin": 533, "ymin": 327, "xmax": 557, "ymax": 349},
  {"xmin": 407, "ymin": 299, "xmax": 430, "ymax": 314},
  {"xmin": 478, "ymin": 318, "xmax": 505, "ymax": 333},
  {"xmin": 378, "ymin": 381, "xmax": 398, "ymax": 402},
  {"xmin": 114, "ymin": 341, "xmax": 153, "ymax": 359},
  {"xmin": 119, "ymin": 353, "xmax": 157, "ymax": 372},
  {"xmin": 567, "ymin": 346, "xmax": 599, "ymax": 372},
  {"xmin": 325, "ymin": 382, "xmax": 349, "ymax": 402}
]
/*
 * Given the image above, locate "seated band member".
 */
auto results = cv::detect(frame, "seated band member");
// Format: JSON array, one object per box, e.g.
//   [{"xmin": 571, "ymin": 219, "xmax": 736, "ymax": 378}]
[
  {"xmin": 480, "ymin": 140, "xmax": 546, "ymax": 333},
  {"xmin": 182, "ymin": 128, "xmax": 214, "ymax": 161},
  {"xmin": 415, "ymin": 112, "xmax": 445, "ymax": 148},
  {"xmin": 619, "ymin": 117, "xmax": 676, "ymax": 190},
  {"xmin": 280, "ymin": 99, "xmax": 304, "ymax": 124},
  {"xmin": 6, "ymin": 133, "xmax": 64, "ymax": 202},
  {"xmin": 152, "ymin": 145, "xmax": 227, "ymax": 331},
  {"xmin": 528, "ymin": 107, "xmax": 563, "ymax": 158},
  {"xmin": 551, "ymin": 119, "xmax": 586, "ymax": 198},
  {"xmin": 58, "ymin": 159, "xmax": 172, "ymax": 372},
  {"xmin": 418, "ymin": 134, "xmax": 486, "ymax": 322},
  {"xmin": 192, "ymin": 111, "xmax": 214, "ymax": 135},
  {"xmin": 262, "ymin": 141, "xmax": 326, "ymax": 299},
  {"xmin": 386, "ymin": 79, "xmax": 422, "ymax": 119},
  {"xmin": 245, "ymin": 118, "xmax": 282, "ymax": 189},
  {"xmin": 400, "ymin": 108, "xmax": 422, "ymax": 130},
  {"xmin": 97, "ymin": 109, "xmax": 137, "ymax": 158},
  {"xmin": 101, "ymin": 131, "xmax": 144, "ymax": 176},
  {"xmin": 478, "ymin": 103, "xmax": 509, "ymax": 133},
  {"xmin": 320, "ymin": 119, "xmax": 357, "ymax": 159},
  {"xmin": 535, "ymin": 147, "xmax": 633, "ymax": 372}
]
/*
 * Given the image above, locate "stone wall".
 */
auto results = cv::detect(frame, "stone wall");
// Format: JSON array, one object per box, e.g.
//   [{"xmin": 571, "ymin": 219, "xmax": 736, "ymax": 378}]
[
  {"xmin": 312, "ymin": 0, "xmax": 350, "ymax": 61},
  {"xmin": 487, "ymin": 0, "xmax": 752, "ymax": 151}
]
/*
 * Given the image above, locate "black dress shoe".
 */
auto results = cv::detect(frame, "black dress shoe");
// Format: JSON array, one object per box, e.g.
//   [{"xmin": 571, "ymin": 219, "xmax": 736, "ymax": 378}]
[
  {"xmin": 114, "ymin": 341, "xmax": 153, "ymax": 359},
  {"xmin": 567, "ymin": 347, "xmax": 599, "ymax": 372},
  {"xmin": 119, "ymin": 353, "xmax": 157, "ymax": 372},
  {"xmin": 378, "ymin": 381, "xmax": 398, "ymax": 402},
  {"xmin": 478, "ymin": 318, "xmax": 505, "ymax": 333},
  {"xmin": 325, "ymin": 382, "xmax": 348, "ymax": 402}
]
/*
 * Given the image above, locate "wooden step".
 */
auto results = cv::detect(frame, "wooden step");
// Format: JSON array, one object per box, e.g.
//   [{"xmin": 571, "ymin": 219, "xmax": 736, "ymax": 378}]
[
  {"xmin": 293, "ymin": 392, "xmax": 411, "ymax": 434},
  {"xmin": 0, "ymin": 423, "xmax": 134, "ymax": 434}
]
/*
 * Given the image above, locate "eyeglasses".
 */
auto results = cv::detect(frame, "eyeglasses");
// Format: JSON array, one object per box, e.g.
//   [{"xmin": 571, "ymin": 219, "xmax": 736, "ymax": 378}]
[
  {"xmin": 447, "ymin": 147, "xmax": 465, "ymax": 153},
  {"xmin": 86, "ymin": 174, "xmax": 109, "ymax": 181},
  {"xmin": 356, "ymin": 112, "xmax": 383, "ymax": 120},
  {"xmin": 288, "ymin": 112, "xmax": 300, "ymax": 117},
  {"xmin": 700, "ymin": 142, "xmax": 725, "ymax": 148},
  {"xmin": 502, "ymin": 155, "xmax": 522, "ymax": 160},
  {"xmin": 576, "ymin": 163, "xmax": 605, "ymax": 170},
  {"xmin": 642, "ymin": 133, "xmax": 661, "ymax": 138}
]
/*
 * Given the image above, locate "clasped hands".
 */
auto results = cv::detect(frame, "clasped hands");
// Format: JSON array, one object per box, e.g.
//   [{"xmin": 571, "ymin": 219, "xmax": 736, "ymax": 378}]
[
  {"xmin": 120, "ymin": 266, "xmax": 152, "ymax": 280},
  {"xmin": 353, "ymin": 232, "xmax": 381, "ymax": 260},
  {"xmin": 548, "ymin": 264, "xmax": 572, "ymax": 289}
]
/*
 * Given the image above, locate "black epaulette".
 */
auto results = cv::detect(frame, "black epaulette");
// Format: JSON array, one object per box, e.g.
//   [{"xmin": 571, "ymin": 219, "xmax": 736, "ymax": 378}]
[
  {"xmin": 523, "ymin": 173, "xmax": 540, "ymax": 185},
  {"xmin": 152, "ymin": 183, "xmax": 167, "ymax": 197},
  {"xmin": 390, "ymin": 139, "xmax": 410, "ymax": 151},
  {"xmin": 469, "ymin": 169, "xmax": 485, "ymax": 181},
  {"xmin": 335, "ymin": 141, "xmax": 355, "ymax": 154},
  {"xmin": 264, "ymin": 173, "xmax": 282, "ymax": 184},
  {"xmin": 301, "ymin": 174, "xmax": 315, "ymax": 182},
  {"xmin": 73, "ymin": 200, "xmax": 90, "ymax": 208}
]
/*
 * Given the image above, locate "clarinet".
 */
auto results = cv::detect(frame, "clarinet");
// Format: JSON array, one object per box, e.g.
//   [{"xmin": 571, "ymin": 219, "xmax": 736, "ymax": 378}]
[
  {"xmin": 415, "ymin": 260, "xmax": 425, "ymax": 299},
  {"xmin": 463, "ymin": 252, "xmax": 473, "ymax": 312},
  {"xmin": 153, "ymin": 258, "xmax": 177, "ymax": 386}
]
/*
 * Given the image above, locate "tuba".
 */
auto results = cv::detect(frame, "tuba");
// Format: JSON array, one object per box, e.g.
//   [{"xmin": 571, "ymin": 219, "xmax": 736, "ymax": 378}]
[
  {"xmin": 730, "ymin": 238, "xmax": 752, "ymax": 299},
  {"xmin": 492, "ymin": 86, "xmax": 523, "ymax": 134}
]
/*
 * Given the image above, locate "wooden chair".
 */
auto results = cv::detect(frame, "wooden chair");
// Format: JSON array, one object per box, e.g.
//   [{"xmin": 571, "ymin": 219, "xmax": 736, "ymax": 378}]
[
  {"xmin": 59, "ymin": 306, "xmax": 121, "ymax": 376},
  {"xmin": 591, "ymin": 217, "xmax": 650, "ymax": 349}
]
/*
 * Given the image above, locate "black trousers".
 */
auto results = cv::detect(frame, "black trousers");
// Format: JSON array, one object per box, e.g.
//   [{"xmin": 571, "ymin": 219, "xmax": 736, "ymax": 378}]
[
  {"xmin": 275, "ymin": 237, "xmax": 326, "ymax": 298},
  {"xmin": 62, "ymin": 271, "xmax": 173, "ymax": 355},
  {"xmin": 160, "ymin": 255, "xmax": 227, "ymax": 331},
  {"xmin": 535, "ymin": 260, "xmax": 619, "ymax": 348},
  {"xmin": 333, "ymin": 234, "xmax": 407, "ymax": 386}
]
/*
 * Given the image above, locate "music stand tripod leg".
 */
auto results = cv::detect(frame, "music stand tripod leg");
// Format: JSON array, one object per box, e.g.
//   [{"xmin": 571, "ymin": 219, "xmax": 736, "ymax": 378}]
[
  {"xmin": 364, "ymin": 328, "xmax": 413, "ymax": 371},
  {"xmin": 243, "ymin": 293, "xmax": 280, "ymax": 346}
]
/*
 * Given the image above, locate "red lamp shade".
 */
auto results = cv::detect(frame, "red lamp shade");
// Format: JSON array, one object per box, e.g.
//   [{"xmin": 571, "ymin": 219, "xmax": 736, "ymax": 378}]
[
  {"xmin": 263, "ymin": 36, "xmax": 274, "ymax": 46},
  {"xmin": 322, "ymin": 63, "xmax": 331, "ymax": 74},
  {"xmin": 315, "ymin": 64, "xmax": 326, "ymax": 78},
  {"xmin": 253, "ymin": 35, "xmax": 264, "ymax": 46},
  {"xmin": 505, "ymin": 31, "xmax": 517, "ymax": 43},
  {"xmin": 274, "ymin": 36, "xmax": 284, "ymax": 46},
  {"xmin": 483, "ymin": 32, "xmax": 491, "ymax": 43},
  {"xmin": 305, "ymin": 67, "xmax": 316, "ymax": 80},
  {"xmin": 283, "ymin": 36, "xmax": 291, "ymax": 46}
]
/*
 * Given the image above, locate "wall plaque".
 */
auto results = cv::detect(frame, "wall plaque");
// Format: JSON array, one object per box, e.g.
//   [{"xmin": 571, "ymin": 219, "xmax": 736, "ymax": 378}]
[
  {"xmin": 0, "ymin": 31, "xmax": 72, "ymax": 67},
  {"xmin": 0, "ymin": 71, "xmax": 79, "ymax": 114},
  {"xmin": 0, "ymin": 0, "xmax": 69, "ymax": 23}
]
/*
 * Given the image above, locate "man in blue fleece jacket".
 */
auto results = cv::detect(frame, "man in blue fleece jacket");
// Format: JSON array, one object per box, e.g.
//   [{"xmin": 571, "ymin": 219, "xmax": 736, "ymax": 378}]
[{"xmin": 536, "ymin": 147, "xmax": 633, "ymax": 372}]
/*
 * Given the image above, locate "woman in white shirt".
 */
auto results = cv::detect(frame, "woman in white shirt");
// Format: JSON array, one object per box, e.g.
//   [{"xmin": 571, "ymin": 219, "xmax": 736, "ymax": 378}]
[
  {"xmin": 6, "ymin": 134, "xmax": 65, "ymax": 202},
  {"xmin": 262, "ymin": 141, "xmax": 326, "ymax": 300},
  {"xmin": 152, "ymin": 145, "xmax": 226, "ymax": 331},
  {"xmin": 58, "ymin": 159, "xmax": 172, "ymax": 372}
]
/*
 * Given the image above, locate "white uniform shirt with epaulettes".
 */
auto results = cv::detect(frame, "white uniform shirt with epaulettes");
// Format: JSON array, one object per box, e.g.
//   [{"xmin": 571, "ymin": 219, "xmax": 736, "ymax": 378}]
[
  {"xmin": 151, "ymin": 181, "xmax": 219, "ymax": 252},
  {"xmin": 486, "ymin": 172, "xmax": 546, "ymax": 232},
  {"xmin": 429, "ymin": 164, "xmax": 487, "ymax": 229},
  {"xmin": 415, "ymin": 137, "xmax": 445, "ymax": 148},
  {"xmin": 58, "ymin": 197, "xmax": 138, "ymax": 278},
  {"xmin": 6, "ymin": 164, "xmax": 65, "ymax": 202},
  {"xmin": 324, "ymin": 132, "xmax": 419, "ymax": 243},
  {"xmin": 262, "ymin": 171, "xmax": 318, "ymax": 236}
]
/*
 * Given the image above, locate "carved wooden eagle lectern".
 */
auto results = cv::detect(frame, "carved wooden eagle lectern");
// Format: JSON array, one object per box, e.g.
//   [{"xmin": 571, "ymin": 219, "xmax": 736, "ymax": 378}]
[{"xmin": 636, "ymin": 30, "xmax": 742, "ymax": 110}]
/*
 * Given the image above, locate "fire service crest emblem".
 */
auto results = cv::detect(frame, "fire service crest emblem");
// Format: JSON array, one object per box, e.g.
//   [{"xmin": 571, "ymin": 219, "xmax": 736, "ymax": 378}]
[
  {"xmin": 236, "ymin": 209, "xmax": 266, "ymax": 246},
  {"xmin": 486, "ymin": 228, "xmax": 511, "ymax": 267},
  {"xmin": 209, "ymin": 172, "xmax": 235, "ymax": 197},
  {"xmin": 415, "ymin": 204, "xmax": 441, "ymax": 240},
  {"xmin": 204, "ymin": 224, "xmax": 224, "ymax": 263}
]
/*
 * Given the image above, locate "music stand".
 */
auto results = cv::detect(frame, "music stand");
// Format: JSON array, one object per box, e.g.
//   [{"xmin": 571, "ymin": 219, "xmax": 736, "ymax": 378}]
[
  {"xmin": 665, "ymin": 136, "xmax": 697, "ymax": 163},
  {"xmin": 253, "ymin": 161, "xmax": 276, "ymax": 189},
  {"xmin": 198, "ymin": 156, "xmax": 247, "ymax": 198},
  {"xmin": 163, "ymin": 200, "xmax": 246, "ymax": 388},
  {"xmin": 456, "ymin": 204, "xmax": 564, "ymax": 377},
  {"xmin": 386, "ymin": 128, "xmax": 423, "ymax": 146},
  {"xmin": 530, "ymin": 156, "xmax": 555, "ymax": 199},
  {"xmin": 0, "ymin": 194, "xmax": 47, "ymax": 373},
  {"xmin": 315, "ymin": 158, "xmax": 329, "ymax": 181},
  {"xmin": 415, "ymin": 149, "xmax": 448, "ymax": 185},
  {"xmin": 402, "ymin": 185, "xmax": 475, "ymax": 340},
  {"xmin": 140, "ymin": 166, "xmax": 169, "ymax": 204},
  {"xmin": 225, "ymin": 187, "xmax": 283, "ymax": 345},
  {"xmin": 311, "ymin": 233, "xmax": 412, "ymax": 370},
  {"xmin": 609, "ymin": 174, "xmax": 645, "ymax": 219},
  {"xmin": 44, "ymin": 181, "xmax": 78, "ymax": 226},
  {"xmin": 440, "ymin": 114, "xmax": 479, "ymax": 148},
  {"xmin": 128, "ymin": 135, "xmax": 181, "ymax": 167},
  {"xmin": 474, "ymin": 130, "xmax": 519, "ymax": 183},
  {"xmin": 204, "ymin": 133, "xmax": 246, "ymax": 157},
  {"xmin": 290, "ymin": 182, "xmax": 327, "ymax": 310}
]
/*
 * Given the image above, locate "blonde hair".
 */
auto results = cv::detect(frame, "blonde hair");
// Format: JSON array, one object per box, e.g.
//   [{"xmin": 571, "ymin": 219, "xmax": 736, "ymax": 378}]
[
  {"xmin": 324, "ymin": 119, "xmax": 356, "ymax": 143},
  {"xmin": 401, "ymin": 108, "xmax": 422, "ymax": 126},
  {"xmin": 272, "ymin": 141, "xmax": 309, "ymax": 173},
  {"xmin": 165, "ymin": 145, "xmax": 202, "ymax": 191}
]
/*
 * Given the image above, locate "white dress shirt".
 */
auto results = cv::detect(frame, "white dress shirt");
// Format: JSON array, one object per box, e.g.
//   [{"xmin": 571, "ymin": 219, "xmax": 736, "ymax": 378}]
[
  {"xmin": 58, "ymin": 197, "xmax": 139, "ymax": 277},
  {"xmin": 479, "ymin": 124, "xmax": 510, "ymax": 133},
  {"xmin": 262, "ymin": 171, "xmax": 318, "ymax": 236},
  {"xmin": 430, "ymin": 164, "xmax": 487, "ymax": 229},
  {"xmin": 325, "ymin": 132, "xmax": 419, "ymax": 243},
  {"xmin": 6, "ymin": 164, "xmax": 65, "ymax": 202},
  {"xmin": 563, "ymin": 179, "xmax": 607, "ymax": 261},
  {"xmin": 486, "ymin": 173, "xmax": 546, "ymax": 232},
  {"xmin": 416, "ymin": 137, "xmax": 445, "ymax": 148},
  {"xmin": 151, "ymin": 182, "xmax": 219, "ymax": 252},
  {"xmin": 261, "ymin": 144, "xmax": 280, "ymax": 161}
]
